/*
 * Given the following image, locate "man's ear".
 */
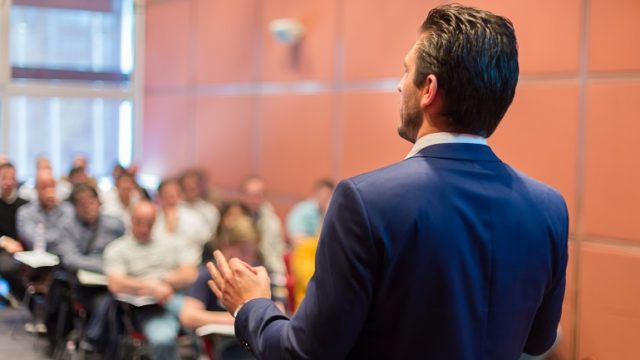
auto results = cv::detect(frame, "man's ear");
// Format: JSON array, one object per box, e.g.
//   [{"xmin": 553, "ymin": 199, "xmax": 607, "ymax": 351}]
[{"xmin": 420, "ymin": 74, "xmax": 438, "ymax": 108}]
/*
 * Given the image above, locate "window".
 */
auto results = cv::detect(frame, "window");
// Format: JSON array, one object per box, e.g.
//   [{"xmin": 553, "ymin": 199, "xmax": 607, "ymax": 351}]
[
  {"xmin": 8, "ymin": 97, "xmax": 132, "ymax": 180},
  {"xmin": 0, "ymin": 0, "xmax": 139, "ymax": 181},
  {"xmin": 10, "ymin": 0, "xmax": 133, "ymax": 82}
]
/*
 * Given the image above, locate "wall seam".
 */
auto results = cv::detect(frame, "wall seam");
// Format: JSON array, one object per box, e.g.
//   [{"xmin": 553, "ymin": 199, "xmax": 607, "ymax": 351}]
[
  {"xmin": 189, "ymin": 0, "xmax": 198, "ymax": 169},
  {"xmin": 572, "ymin": 0, "xmax": 591, "ymax": 358},
  {"xmin": 251, "ymin": 0, "xmax": 263, "ymax": 177},
  {"xmin": 331, "ymin": 0, "xmax": 345, "ymax": 181}
]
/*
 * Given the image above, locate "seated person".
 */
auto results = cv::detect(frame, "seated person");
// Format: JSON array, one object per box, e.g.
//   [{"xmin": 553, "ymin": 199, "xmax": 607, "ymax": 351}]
[
  {"xmin": 179, "ymin": 169, "xmax": 220, "ymax": 239},
  {"xmin": 18, "ymin": 156, "xmax": 70, "ymax": 202},
  {"xmin": 17, "ymin": 169, "xmax": 74, "ymax": 253},
  {"xmin": 286, "ymin": 179, "xmax": 334, "ymax": 246},
  {"xmin": 240, "ymin": 177, "xmax": 286, "ymax": 282},
  {"xmin": 59, "ymin": 165, "xmax": 97, "ymax": 203},
  {"xmin": 101, "ymin": 172, "xmax": 142, "ymax": 230},
  {"xmin": 180, "ymin": 215, "xmax": 259, "ymax": 360},
  {"xmin": 201, "ymin": 201, "xmax": 252, "ymax": 264},
  {"xmin": 104, "ymin": 201, "xmax": 198, "ymax": 360},
  {"xmin": 58, "ymin": 184, "xmax": 125, "ymax": 274},
  {"xmin": 0, "ymin": 162, "xmax": 29, "ymax": 303},
  {"xmin": 50, "ymin": 183, "xmax": 125, "ymax": 351},
  {"xmin": 153, "ymin": 179, "xmax": 211, "ymax": 264},
  {"xmin": 289, "ymin": 236, "xmax": 319, "ymax": 311},
  {"xmin": 16, "ymin": 169, "xmax": 73, "ymax": 333}
]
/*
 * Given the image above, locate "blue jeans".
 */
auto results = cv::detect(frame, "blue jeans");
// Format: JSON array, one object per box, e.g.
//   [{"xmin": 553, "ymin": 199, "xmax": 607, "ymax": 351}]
[{"xmin": 134, "ymin": 294, "xmax": 184, "ymax": 360}]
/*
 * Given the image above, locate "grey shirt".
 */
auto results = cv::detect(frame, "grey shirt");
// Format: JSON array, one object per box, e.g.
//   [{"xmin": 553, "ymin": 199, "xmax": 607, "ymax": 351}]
[
  {"xmin": 57, "ymin": 214, "xmax": 125, "ymax": 273},
  {"xmin": 104, "ymin": 234, "xmax": 195, "ymax": 280},
  {"xmin": 16, "ymin": 200, "xmax": 74, "ymax": 252}
]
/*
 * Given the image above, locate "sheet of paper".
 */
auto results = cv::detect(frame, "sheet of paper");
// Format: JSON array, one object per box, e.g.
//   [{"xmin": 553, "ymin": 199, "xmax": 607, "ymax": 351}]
[
  {"xmin": 114, "ymin": 293, "xmax": 157, "ymax": 307},
  {"xmin": 77, "ymin": 269, "xmax": 108, "ymax": 286},
  {"xmin": 14, "ymin": 251, "xmax": 60, "ymax": 268},
  {"xmin": 195, "ymin": 323, "xmax": 235, "ymax": 337}
]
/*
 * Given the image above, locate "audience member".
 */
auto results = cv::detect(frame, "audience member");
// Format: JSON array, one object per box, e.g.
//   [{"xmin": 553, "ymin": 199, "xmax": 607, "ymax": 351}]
[
  {"xmin": 104, "ymin": 201, "xmax": 198, "ymax": 360},
  {"xmin": 179, "ymin": 169, "xmax": 220, "ymax": 238},
  {"xmin": 153, "ymin": 179, "xmax": 210, "ymax": 263},
  {"xmin": 16, "ymin": 170, "xmax": 73, "ymax": 253},
  {"xmin": 58, "ymin": 166, "xmax": 97, "ymax": 202},
  {"xmin": 286, "ymin": 179, "xmax": 334, "ymax": 246},
  {"xmin": 58, "ymin": 184, "xmax": 126, "ymax": 274},
  {"xmin": 127, "ymin": 163, "xmax": 152, "ymax": 200},
  {"xmin": 102, "ymin": 172, "xmax": 141, "ymax": 229},
  {"xmin": 0, "ymin": 162, "xmax": 29, "ymax": 301},
  {"xmin": 46, "ymin": 184, "xmax": 125, "ymax": 352},
  {"xmin": 202, "ymin": 201, "xmax": 253, "ymax": 265},
  {"xmin": 240, "ymin": 177, "xmax": 286, "ymax": 282},
  {"xmin": 289, "ymin": 236, "xmax": 319, "ymax": 311},
  {"xmin": 18, "ymin": 156, "xmax": 73, "ymax": 202},
  {"xmin": 71, "ymin": 154, "xmax": 89, "ymax": 170},
  {"xmin": 180, "ymin": 215, "xmax": 258, "ymax": 360}
]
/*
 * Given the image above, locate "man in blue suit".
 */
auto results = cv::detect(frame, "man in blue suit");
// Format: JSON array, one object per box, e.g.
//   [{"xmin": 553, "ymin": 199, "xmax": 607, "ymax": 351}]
[{"xmin": 207, "ymin": 4, "xmax": 568, "ymax": 359}]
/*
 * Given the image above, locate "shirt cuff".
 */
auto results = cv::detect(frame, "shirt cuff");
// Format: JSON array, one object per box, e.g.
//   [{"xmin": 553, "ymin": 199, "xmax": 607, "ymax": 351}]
[{"xmin": 233, "ymin": 301, "xmax": 248, "ymax": 318}]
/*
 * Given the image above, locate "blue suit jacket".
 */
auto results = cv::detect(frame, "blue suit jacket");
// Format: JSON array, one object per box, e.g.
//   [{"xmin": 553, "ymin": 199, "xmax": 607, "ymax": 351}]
[{"xmin": 236, "ymin": 143, "xmax": 569, "ymax": 359}]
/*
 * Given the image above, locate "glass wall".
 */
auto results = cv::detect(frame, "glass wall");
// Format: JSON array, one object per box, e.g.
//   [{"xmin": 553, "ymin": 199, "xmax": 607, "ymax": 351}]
[{"xmin": 0, "ymin": 0, "xmax": 138, "ymax": 181}]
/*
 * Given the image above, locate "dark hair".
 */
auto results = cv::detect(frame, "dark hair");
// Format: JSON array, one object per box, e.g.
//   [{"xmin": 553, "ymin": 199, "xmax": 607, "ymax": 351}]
[
  {"xmin": 314, "ymin": 178, "xmax": 335, "ymax": 191},
  {"xmin": 0, "ymin": 162, "xmax": 15, "ymax": 172},
  {"xmin": 179, "ymin": 168, "xmax": 208, "ymax": 196},
  {"xmin": 68, "ymin": 166, "xmax": 85, "ymax": 178},
  {"xmin": 70, "ymin": 183, "xmax": 99, "ymax": 205},
  {"xmin": 415, "ymin": 4, "xmax": 518, "ymax": 137},
  {"xmin": 115, "ymin": 172, "xmax": 135, "ymax": 184},
  {"xmin": 157, "ymin": 178, "xmax": 179, "ymax": 194}
]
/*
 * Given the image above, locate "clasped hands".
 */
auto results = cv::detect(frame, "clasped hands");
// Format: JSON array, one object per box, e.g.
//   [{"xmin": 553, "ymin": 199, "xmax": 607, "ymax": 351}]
[
  {"xmin": 207, "ymin": 250, "xmax": 272, "ymax": 316},
  {"xmin": 137, "ymin": 279, "xmax": 174, "ymax": 303}
]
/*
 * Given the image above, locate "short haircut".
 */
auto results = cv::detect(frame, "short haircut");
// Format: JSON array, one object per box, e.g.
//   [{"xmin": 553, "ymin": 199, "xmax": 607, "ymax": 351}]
[
  {"xmin": 0, "ymin": 162, "xmax": 15, "ymax": 172},
  {"xmin": 415, "ymin": 4, "xmax": 519, "ymax": 137},
  {"xmin": 314, "ymin": 178, "xmax": 335, "ymax": 191},
  {"xmin": 68, "ymin": 166, "xmax": 85, "ymax": 178},
  {"xmin": 70, "ymin": 183, "xmax": 99, "ymax": 205},
  {"xmin": 179, "ymin": 169, "xmax": 202, "ymax": 185},
  {"xmin": 115, "ymin": 172, "xmax": 135, "ymax": 183},
  {"xmin": 157, "ymin": 178, "xmax": 179, "ymax": 194}
]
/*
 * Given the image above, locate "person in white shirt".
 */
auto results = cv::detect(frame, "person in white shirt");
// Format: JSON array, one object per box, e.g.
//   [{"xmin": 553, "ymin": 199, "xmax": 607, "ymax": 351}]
[
  {"xmin": 152, "ymin": 179, "xmax": 210, "ymax": 263},
  {"xmin": 240, "ymin": 176, "xmax": 286, "ymax": 285},
  {"xmin": 104, "ymin": 201, "xmax": 197, "ymax": 360},
  {"xmin": 101, "ymin": 172, "xmax": 141, "ymax": 229},
  {"xmin": 179, "ymin": 169, "xmax": 220, "ymax": 240}
]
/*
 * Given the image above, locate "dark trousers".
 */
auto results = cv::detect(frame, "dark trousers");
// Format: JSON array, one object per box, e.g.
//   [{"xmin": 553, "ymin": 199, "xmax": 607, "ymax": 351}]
[{"xmin": 0, "ymin": 251, "xmax": 26, "ymax": 301}]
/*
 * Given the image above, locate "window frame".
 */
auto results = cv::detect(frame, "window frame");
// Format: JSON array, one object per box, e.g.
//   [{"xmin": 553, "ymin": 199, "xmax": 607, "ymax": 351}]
[{"xmin": 0, "ymin": 0, "xmax": 145, "ymax": 179}]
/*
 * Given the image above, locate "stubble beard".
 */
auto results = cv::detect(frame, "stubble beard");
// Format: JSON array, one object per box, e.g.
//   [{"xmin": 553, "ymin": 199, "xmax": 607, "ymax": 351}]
[{"xmin": 397, "ymin": 103, "xmax": 423, "ymax": 144}]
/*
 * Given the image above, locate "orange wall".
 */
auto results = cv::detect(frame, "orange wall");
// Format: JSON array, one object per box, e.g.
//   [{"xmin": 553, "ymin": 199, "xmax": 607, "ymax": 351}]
[{"xmin": 142, "ymin": 0, "xmax": 640, "ymax": 358}]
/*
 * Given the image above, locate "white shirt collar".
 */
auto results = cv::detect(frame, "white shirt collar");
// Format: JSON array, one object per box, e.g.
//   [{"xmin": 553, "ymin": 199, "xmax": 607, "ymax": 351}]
[{"xmin": 405, "ymin": 132, "xmax": 488, "ymax": 159}]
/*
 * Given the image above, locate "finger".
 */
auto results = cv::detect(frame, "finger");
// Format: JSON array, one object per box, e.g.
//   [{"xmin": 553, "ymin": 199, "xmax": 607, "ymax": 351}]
[
  {"xmin": 229, "ymin": 258, "xmax": 254, "ymax": 275},
  {"xmin": 206, "ymin": 261, "xmax": 223, "ymax": 288},
  {"xmin": 239, "ymin": 260, "xmax": 259, "ymax": 274},
  {"xmin": 255, "ymin": 266, "xmax": 270, "ymax": 279},
  {"xmin": 214, "ymin": 250, "xmax": 232, "ymax": 278},
  {"xmin": 207, "ymin": 280, "xmax": 223, "ymax": 299}
]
